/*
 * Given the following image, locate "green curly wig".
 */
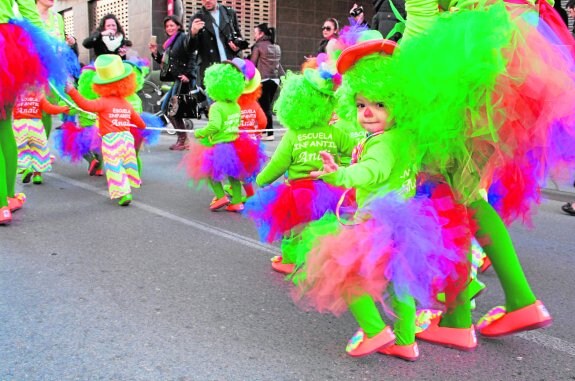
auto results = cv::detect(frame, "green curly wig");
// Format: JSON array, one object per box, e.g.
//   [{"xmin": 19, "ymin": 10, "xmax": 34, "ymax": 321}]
[
  {"xmin": 335, "ymin": 53, "xmax": 397, "ymax": 124},
  {"xmin": 273, "ymin": 71, "xmax": 335, "ymax": 130},
  {"xmin": 78, "ymin": 68, "xmax": 98, "ymax": 100},
  {"xmin": 204, "ymin": 63, "xmax": 245, "ymax": 102}
]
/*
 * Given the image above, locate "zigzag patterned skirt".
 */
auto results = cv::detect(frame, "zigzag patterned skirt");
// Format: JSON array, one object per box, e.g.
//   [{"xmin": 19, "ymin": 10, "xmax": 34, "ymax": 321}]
[
  {"xmin": 101, "ymin": 131, "xmax": 140, "ymax": 199},
  {"xmin": 13, "ymin": 118, "xmax": 51, "ymax": 172}
]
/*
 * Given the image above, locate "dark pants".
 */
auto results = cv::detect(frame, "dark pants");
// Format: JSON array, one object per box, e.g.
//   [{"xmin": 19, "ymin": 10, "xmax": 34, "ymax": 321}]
[{"xmin": 258, "ymin": 80, "xmax": 278, "ymax": 137}]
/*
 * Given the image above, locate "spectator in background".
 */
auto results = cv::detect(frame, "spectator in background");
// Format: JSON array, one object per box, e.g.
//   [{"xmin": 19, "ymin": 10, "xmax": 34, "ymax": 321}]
[
  {"xmin": 150, "ymin": 16, "xmax": 197, "ymax": 151},
  {"xmin": 83, "ymin": 14, "xmax": 132, "ymax": 60},
  {"xmin": 317, "ymin": 18, "xmax": 340, "ymax": 54},
  {"xmin": 349, "ymin": 3, "xmax": 370, "ymax": 27},
  {"xmin": 250, "ymin": 23, "xmax": 284, "ymax": 141},
  {"xmin": 371, "ymin": 0, "xmax": 407, "ymax": 41},
  {"xmin": 187, "ymin": 0, "xmax": 245, "ymax": 87}
]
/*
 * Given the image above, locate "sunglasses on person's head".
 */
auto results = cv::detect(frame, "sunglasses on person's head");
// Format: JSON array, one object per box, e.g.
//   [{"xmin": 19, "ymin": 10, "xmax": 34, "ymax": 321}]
[{"xmin": 322, "ymin": 26, "xmax": 332, "ymax": 31}]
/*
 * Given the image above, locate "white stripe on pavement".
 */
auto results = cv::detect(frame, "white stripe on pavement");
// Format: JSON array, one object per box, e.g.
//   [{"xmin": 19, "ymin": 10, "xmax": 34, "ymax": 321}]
[
  {"xmin": 47, "ymin": 173, "xmax": 280, "ymax": 256},
  {"xmin": 47, "ymin": 172, "xmax": 575, "ymax": 357}
]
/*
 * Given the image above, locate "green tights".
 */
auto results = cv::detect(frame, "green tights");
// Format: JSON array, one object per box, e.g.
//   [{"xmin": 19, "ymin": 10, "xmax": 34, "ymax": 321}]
[
  {"xmin": 0, "ymin": 112, "xmax": 17, "ymax": 208},
  {"xmin": 348, "ymin": 292, "xmax": 416, "ymax": 345},
  {"xmin": 209, "ymin": 177, "xmax": 242, "ymax": 204}
]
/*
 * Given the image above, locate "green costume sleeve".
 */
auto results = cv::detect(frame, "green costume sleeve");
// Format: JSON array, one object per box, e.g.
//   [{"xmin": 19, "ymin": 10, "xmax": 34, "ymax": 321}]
[
  {"xmin": 1, "ymin": 0, "xmax": 43, "ymax": 27},
  {"xmin": 195, "ymin": 104, "xmax": 224, "ymax": 139},
  {"xmin": 333, "ymin": 124, "xmax": 358, "ymax": 158},
  {"xmin": 321, "ymin": 138, "xmax": 394, "ymax": 191},
  {"xmin": 402, "ymin": 0, "xmax": 440, "ymax": 42},
  {"xmin": 256, "ymin": 132, "xmax": 294, "ymax": 187}
]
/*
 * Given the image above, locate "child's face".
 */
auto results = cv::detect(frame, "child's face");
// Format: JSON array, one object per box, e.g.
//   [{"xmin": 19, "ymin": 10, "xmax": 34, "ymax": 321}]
[{"xmin": 356, "ymin": 95, "xmax": 389, "ymax": 134}]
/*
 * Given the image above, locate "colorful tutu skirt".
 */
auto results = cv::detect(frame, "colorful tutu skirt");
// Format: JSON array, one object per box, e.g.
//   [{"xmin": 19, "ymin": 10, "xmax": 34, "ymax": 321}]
[
  {"xmin": 292, "ymin": 184, "xmax": 471, "ymax": 316},
  {"xmin": 0, "ymin": 23, "xmax": 48, "ymax": 112},
  {"xmin": 244, "ymin": 178, "xmax": 346, "ymax": 243},
  {"xmin": 234, "ymin": 133, "xmax": 268, "ymax": 182},
  {"xmin": 53, "ymin": 121, "xmax": 101, "ymax": 162}
]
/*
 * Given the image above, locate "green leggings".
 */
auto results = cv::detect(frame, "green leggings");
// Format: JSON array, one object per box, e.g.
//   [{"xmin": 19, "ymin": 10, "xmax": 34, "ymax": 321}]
[
  {"xmin": 348, "ymin": 292, "xmax": 416, "ymax": 345},
  {"xmin": 440, "ymin": 199, "xmax": 537, "ymax": 328},
  {"xmin": 209, "ymin": 177, "xmax": 242, "ymax": 204},
  {"xmin": 0, "ymin": 111, "xmax": 17, "ymax": 208}
]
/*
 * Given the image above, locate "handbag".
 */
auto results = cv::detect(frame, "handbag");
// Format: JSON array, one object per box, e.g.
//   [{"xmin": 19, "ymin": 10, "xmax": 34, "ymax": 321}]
[{"xmin": 167, "ymin": 85, "xmax": 202, "ymax": 119}]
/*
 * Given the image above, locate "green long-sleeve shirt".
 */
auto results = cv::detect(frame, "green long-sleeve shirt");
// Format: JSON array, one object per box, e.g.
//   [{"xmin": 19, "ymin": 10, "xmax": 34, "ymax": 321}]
[
  {"xmin": 256, "ymin": 125, "xmax": 356, "ymax": 187},
  {"xmin": 194, "ymin": 101, "xmax": 241, "ymax": 146},
  {"xmin": 0, "ymin": 0, "xmax": 42, "ymax": 26},
  {"xmin": 321, "ymin": 129, "xmax": 417, "ymax": 207}
]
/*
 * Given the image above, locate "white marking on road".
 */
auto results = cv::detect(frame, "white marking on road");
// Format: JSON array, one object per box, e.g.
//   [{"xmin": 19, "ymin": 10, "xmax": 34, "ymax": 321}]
[
  {"xmin": 47, "ymin": 173, "xmax": 280, "ymax": 256},
  {"xmin": 517, "ymin": 330, "xmax": 575, "ymax": 356},
  {"xmin": 47, "ymin": 173, "xmax": 575, "ymax": 357}
]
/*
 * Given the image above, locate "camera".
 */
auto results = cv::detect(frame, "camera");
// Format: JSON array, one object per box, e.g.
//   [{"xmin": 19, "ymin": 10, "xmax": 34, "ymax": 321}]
[
  {"xmin": 228, "ymin": 34, "xmax": 249, "ymax": 50},
  {"xmin": 350, "ymin": 5, "xmax": 364, "ymax": 17}
]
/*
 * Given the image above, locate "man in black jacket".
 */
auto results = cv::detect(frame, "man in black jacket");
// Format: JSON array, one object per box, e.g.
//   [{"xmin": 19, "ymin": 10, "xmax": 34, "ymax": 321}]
[{"xmin": 187, "ymin": 0, "xmax": 245, "ymax": 87}]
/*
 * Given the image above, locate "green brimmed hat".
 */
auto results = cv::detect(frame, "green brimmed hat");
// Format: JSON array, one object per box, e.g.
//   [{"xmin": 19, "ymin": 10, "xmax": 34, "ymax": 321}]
[{"xmin": 93, "ymin": 54, "xmax": 133, "ymax": 84}]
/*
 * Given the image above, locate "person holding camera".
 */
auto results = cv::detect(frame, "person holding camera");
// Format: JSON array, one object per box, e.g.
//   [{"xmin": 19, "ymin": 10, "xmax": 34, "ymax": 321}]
[
  {"xmin": 150, "ymin": 15, "xmax": 198, "ymax": 151},
  {"xmin": 82, "ymin": 14, "xmax": 132, "ymax": 60},
  {"xmin": 187, "ymin": 0, "xmax": 246, "ymax": 88},
  {"xmin": 349, "ymin": 3, "xmax": 369, "ymax": 27}
]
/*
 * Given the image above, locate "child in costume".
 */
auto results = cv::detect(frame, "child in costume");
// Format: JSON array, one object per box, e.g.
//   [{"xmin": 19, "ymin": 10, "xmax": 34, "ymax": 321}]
[
  {"xmin": 183, "ymin": 59, "xmax": 246, "ymax": 212},
  {"xmin": 381, "ymin": 0, "xmax": 572, "ymax": 347},
  {"xmin": 244, "ymin": 67, "xmax": 356, "ymax": 274},
  {"xmin": 66, "ymin": 54, "xmax": 146, "ymax": 206},
  {"xmin": 291, "ymin": 35, "xmax": 470, "ymax": 361},
  {"xmin": 13, "ymin": 89, "xmax": 69, "ymax": 185},
  {"xmin": 235, "ymin": 61, "xmax": 268, "ymax": 200},
  {"xmin": 1, "ymin": 0, "xmax": 74, "ymax": 225}
]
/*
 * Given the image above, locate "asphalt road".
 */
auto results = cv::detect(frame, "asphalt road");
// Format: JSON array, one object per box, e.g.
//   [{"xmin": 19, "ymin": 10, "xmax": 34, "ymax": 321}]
[{"xmin": 1, "ymin": 131, "xmax": 575, "ymax": 381}]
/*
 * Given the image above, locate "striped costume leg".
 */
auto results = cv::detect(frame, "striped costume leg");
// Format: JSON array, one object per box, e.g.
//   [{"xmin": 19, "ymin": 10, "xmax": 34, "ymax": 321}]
[
  {"xmin": 12, "ymin": 119, "xmax": 31, "ymax": 170},
  {"xmin": 27, "ymin": 118, "xmax": 51, "ymax": 173},
  {"xmin": 122, "ymin": 132, "xmax": 141, "ymax": 188},
  {"xmin": 101, "ymin": 132, "xmax": 136, "ymax": 199}
]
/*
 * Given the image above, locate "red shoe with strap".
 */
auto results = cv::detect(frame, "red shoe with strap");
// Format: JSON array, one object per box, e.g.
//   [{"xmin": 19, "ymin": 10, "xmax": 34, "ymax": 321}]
[
  {"xmin": 209, "ymin": 196, "xmax": 230, "ymax": 211},
  {"xmin": 478, "ymin": 300, "xmax": 552, "ymax": 338},
  {"xmin": 226, "ymin": 203, "xmax": 244, "ymax": 212},
  {"xmin": 346, "ymin": 327, "xmax": 395, "ymax": 357},
  {"xmin": 415, "ymin": 317, "xmax": 477, "ymax": 351},
  {"xmin": 379, "ymin": 342, "xmax": 420, "ymax": 362},
  {"xmin": 0, "ymin": 206, "xmax": 12, "ymax": 225}
]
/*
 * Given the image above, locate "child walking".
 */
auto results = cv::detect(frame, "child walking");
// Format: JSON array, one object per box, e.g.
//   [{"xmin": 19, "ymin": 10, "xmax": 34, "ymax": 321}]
[
  {"xmin": 66, "ymin": 54, "xmax": 145, "ymax": 206},
  {"xmin": 13, "ymin": 89, "xmax": 69, "ymax": 184}
]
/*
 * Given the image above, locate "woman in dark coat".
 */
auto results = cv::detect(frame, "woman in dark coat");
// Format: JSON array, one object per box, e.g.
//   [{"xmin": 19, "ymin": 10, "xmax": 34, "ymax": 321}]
[
  {"xmin": 82, "ymin": 14, "xmax": 131, "ymax": 59},
  {"xmin": 150, "ymin": 15, "xmax": 197, "ymax": 150}
]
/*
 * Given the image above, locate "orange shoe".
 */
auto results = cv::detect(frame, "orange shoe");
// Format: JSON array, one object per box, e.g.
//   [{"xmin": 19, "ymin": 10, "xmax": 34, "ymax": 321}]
[
  {"xmin": 346, "ymin": 327, "xmax": 395, "ymax": 357},
  {"xmin": 95, "ymin": 168, "xmax": 104, "ymax": 176},
  {"xmin": 270, "ymin": 256, "xmax": 295, "ymax": 274},
  {"xmin": 479, "ymin": 300, "xmax": 552, "ymax": 338},
  {"xmin": 226, "ymin": 203, "xmax": 244, "ymax": 212},
  {"xmin": 209, "ymin": 196, "xmax": 230, "ymax": 211},
  {"xmin": 479, "ymin": 257, "xmax": 492, "ymax": 273},
  {"xmin": 8, "ymin": 193, "xmax": 26, "ymax": 212},
  {"xmin": 379, "ymin": 342, "xmax": 420, "ymax": 362},
  {"xmin": 0, "ymin": 206, "xmax": 12, "ymax": 225},
  {"xmin": 415, "ymin": 317, "xmax": 477, "ymax": 351}
]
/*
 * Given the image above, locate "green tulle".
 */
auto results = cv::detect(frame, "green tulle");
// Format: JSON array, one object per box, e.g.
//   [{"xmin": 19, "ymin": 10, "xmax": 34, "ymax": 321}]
[{"xmin": 388, "ymin": 2, "xmax": 516, "ymax": 201}]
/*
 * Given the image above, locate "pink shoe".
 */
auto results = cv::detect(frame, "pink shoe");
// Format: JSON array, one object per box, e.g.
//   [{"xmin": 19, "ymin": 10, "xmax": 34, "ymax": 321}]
[
  {"xmin": 346, "ymin": 327, "xmax": 395, "ymax": 357},
  {"xmin": 8, "ymin": 193, "xmax": 26, "ymax": 212},
  {"xmin": 209, "ymin": 196, "xmax": 230, "ymax": 211},
  {"xmin": 270, "ymin": 256, "xmax": 295, "ymax": 274},
  {"xmin": 478, "ymin": 300, "xmax": 552, "ymax": 338},
  {"xmin": 0, "ymin": 206, "xmax": 12, "ymax": 225},
  {"xmin": 226, "ymin": 203, "xmax": 244, "ymax": 212},
  {"xmin": 415, "ymin": 317, "xmax": 477, "ymax": 352},
  {"xmin": 379, "ymin": 342, "xmax": 420, "ymax": 362}
]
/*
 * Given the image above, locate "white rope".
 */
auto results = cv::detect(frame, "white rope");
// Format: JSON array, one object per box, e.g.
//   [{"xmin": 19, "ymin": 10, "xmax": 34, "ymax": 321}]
[
  {"xmin": 49, "ymin": 83, "xmax": 97, "ymax": 117},
  {"xmin": 142, "ymin": 126, "xmax": 288, "ymax": 134}
]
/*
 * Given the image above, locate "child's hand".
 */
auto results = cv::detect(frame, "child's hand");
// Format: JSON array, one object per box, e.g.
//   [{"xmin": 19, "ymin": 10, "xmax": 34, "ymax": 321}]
[
  {"xmin": 310, "ymin": 151, "xmax": 339, "ymax": 178},
  {"xmin": 65, "ymin": 81, "xmax": 75, "ymax": 93}
]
